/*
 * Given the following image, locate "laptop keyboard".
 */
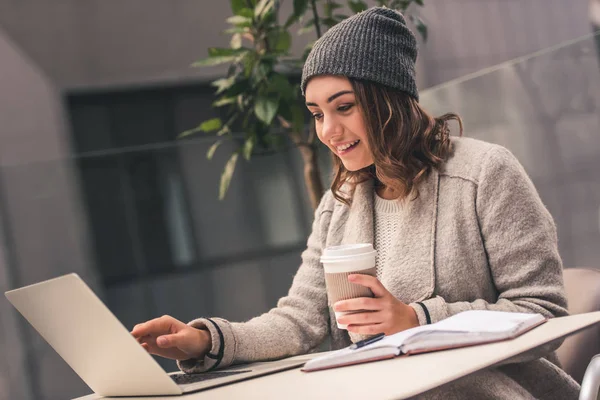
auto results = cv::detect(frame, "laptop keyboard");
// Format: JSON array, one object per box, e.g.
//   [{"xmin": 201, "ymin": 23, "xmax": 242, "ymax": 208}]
[{"xmin": 170, "ymin": 370, "xmax": 252, "ymax": 385}]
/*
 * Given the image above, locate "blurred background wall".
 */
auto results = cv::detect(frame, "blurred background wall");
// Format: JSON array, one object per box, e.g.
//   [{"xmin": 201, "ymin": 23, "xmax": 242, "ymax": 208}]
[{"xmin": 0, "ymin": 1, "xmax": 598, "ymax": 399}]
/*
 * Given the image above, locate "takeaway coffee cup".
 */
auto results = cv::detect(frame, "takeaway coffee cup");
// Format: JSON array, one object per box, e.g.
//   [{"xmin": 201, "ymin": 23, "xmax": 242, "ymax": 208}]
[{"xmin": 321, "ymin": 244, "xmax": 377, "ymax": 329}]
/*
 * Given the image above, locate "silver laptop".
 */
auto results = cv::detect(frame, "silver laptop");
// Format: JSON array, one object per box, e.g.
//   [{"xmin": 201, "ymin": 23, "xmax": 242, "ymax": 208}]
[{"xmin": 5, "ymin": 273, "xmax": 307, "ymax": 396}]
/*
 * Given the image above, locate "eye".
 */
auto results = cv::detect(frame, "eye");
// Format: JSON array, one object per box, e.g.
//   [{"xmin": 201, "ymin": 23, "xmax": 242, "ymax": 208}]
[
  {"xmin": 312, "ymin": 113, "xmax": 323, "ymax": 121},
  {"xmin": 338, "ymin": 104, "xmax": 354, "ymax": 112}
]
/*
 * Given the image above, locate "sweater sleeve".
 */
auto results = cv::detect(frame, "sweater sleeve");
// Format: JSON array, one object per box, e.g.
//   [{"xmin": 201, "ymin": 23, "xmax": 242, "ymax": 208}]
[
  {"xmin": 177, "ymin": 192, "xmax": 333, "ymax": 373},
  {"xmin": 409, "ymin": 145, "xmax": 569, "ymax": 363}
]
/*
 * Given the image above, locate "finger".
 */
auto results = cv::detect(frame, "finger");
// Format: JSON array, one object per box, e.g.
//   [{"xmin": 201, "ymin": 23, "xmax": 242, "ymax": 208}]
[
  {"xmin": 137, "ymin": 335, "xmax": 154, "ymax": 346},
  {"xmin": 156, "ymin": 331, "xmax": 191, "ymax": 350},
  {"xmin": 131, "ymin": 323, "xmax": 145, "ymax": 337},
  {"xmin": 337, "ymin": 311, "xmax": 382, "ymax": 326},
  {"xmin": 139, "ymin": 335, "xmax": 161, "ymax": 354},
  {"xmin": 347, "ymin": 323, "xmax": 384, "ymax": 335},
  {"xmin": 131, "ymin": 315, "xmax": 183, "ymax": 337},
  {"xmin": 136, "ymin": 333, "xmax": 191, "ymax": 360},
  {"xmin": 334, "ymin": 297, "xmax": 381, "ymax": 312},
  {"xmin": 136, "ymin": 335, "xmax": 149, "ymax": 344},
  {"xmin": 348, "ymin": 274, "xmax": 388, "ymax": 297},
  {"xmin": 157, "ymin": 331, "xmax": 206, "ymax": 359}
]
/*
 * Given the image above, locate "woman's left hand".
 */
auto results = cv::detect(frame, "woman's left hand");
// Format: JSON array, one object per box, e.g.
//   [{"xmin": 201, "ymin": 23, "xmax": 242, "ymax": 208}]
[{"xmin": 334, "ymin": 274, "xmax": 420, "ymax": 335}]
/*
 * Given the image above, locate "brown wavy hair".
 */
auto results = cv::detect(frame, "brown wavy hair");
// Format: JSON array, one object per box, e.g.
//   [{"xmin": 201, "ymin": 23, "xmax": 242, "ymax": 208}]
[{"xmin": 330, "ymin": 78, "xmax": 464, "ymax": 205}]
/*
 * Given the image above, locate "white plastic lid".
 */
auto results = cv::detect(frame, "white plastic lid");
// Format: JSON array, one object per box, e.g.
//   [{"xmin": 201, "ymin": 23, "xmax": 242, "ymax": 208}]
[{"xmin": 320, "ymin": 243, "xmax": 376, "ymax": 263}]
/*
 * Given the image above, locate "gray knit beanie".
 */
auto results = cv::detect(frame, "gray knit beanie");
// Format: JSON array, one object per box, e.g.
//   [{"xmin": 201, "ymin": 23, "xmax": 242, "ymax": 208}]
[{"xmin": 301, "ymin": 7, "xmax": 419, "ymax": 101}]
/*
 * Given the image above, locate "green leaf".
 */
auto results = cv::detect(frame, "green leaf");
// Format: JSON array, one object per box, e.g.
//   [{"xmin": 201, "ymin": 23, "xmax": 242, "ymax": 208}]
[
  {"xmin": 262, "ymin": 133, "xmax": 284, "ymax": 149},
  {"xmin": 239, "ymin": 8, "xmax": 254, "ymax": 18},
  {"xmin": 223, "ymin": 26, "xmax": 248, "ymax": 34},
  {"xmin": 230, "ymin": 33, "xmax": 242, "ymax": 49},
  {"xmin": 298, "ymin": 18, "xmax": 315, "ymax": 35},
  {"xmin": 199, "ymin": 118, "xmax": 223, "ymax": 132},
  {"xmin": 347, "ymin": 0, "xmax": 368, "ymax": 13},
  {"xmin": 274, "ymin": 30, "xmax": 291, "ymax": 52},
  {"xmin": 223, "ymin": 79, "xmax": 250, "ymax": 98},
  {"xmin": 324, "ymin": 2, "xmax": 343, "ymax": 17},
  {"xmin": 230, "ymin": 0, "xmax": 246, "ymax": 14},
  {"xmin": 178, "ymin": 118, "xmax": 223, "ymax": 138},
  {"xmin": 291, "ymin": 104, "xmax": 305, "ymax": 134},
  {"xmin": 191, "ymin": 56, "xmax": 236, "ymax": 67},
  {"xmin": 414, "ymin": 17, "xmax": 428, "ymax": 41},
  {"xmin": 398, "ymin": 0, "xmax": 411, "ymax": 11},
  {"xmin": 285, "ymin": 0, "xmax": 309, "ymax": 27},
  {"xmin": 251, "ymin": 62, "xmax": 271, "ymax": 86},
  {"xmin": 212, "ymin": 97, "xmax": 237, "ymax": 107},
  {"xmin": 217, "ymin": 125, "xmax": 232, "ymax": 136},
  {"xmin": 240, "ymin": 51, "xmax": 256, "ymax": 78},
  {"xmin": 207, "ymin": 140, "xmax": 223, "ymax": 160},
  {"xmin": 298, "ymin": 25, "xmax": 314, "ymax": 35},
  {"xmin": 211, "ymin": 76, "xmax": 236, "ymax": 94},
  {"xmin": 255, "ymin": 0, "xmax": 274, "ymax": 19},
  {"xmin": 226, "ymin": 15, "xmax": 252, "ymax": 26},
  {"xmin": 321, "ymin": 17, "xmax": 337, "ymax": 28},
  {"xmin": 254, "ymin": 95, "xmax": 279, "ymax": 125},
  {"xmin": 219, "ymin": 153, "xmax": 239, "ymax": 200},
  {"xmin": 268, "ymin": 74, "xmax": 294, "ymax": 100},
  {"xmin": 242, "ymin": 135, "xmax": 256, "ymax": 160},
  {"xmin": 208, "ymin": 47, "xmax": 245, "ymax": 57}
]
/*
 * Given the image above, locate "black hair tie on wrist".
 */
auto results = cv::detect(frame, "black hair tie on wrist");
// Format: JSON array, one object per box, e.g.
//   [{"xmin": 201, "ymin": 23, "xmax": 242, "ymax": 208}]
[
  {"xmin": 204, "ymin": 318, "xmax": 225, "ymax": 371},
  {"xmin": 415, "ymin": 302, "xmax": 432, "ymax": 325}
]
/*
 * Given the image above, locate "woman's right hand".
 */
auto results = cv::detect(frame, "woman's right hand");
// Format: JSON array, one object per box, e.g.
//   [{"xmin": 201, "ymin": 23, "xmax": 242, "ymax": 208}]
[{"xmin": 130, "ymin": 315, "xmax": 211, "ymax": 361}]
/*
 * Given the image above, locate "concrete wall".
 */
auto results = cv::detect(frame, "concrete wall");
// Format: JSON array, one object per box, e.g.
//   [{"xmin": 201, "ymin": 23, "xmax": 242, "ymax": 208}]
[
  {"xmin": 0, "ymin": 0, "xmax": 314, "ymax": 91},
  {"xmin": 0, "ymin": 28, "xmax": 97, "ymax": 400},
  {"xmin": 0, "ymin": 1, "xmax": 594, "ymax": 92},
  {"xmin": 417, "ymin": 0, "xmax": 594, "ymax": 87}
]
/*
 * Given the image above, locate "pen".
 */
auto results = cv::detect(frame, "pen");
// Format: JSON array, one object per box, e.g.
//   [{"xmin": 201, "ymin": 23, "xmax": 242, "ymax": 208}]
[{"xmin": 349, "ymin": 332, "xmax": 385, "ymax": 350}]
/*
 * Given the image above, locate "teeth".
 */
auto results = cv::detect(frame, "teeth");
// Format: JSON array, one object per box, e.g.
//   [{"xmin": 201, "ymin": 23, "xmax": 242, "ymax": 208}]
[{"xmin": 337, "ymin": 140, "xmax": 359, "ymax": 152}]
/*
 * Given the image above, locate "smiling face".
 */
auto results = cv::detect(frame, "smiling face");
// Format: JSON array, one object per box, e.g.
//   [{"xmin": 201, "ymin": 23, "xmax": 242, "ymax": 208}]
[{"xmin": 305, "ymin": 76, "xmax": 374, "ymax": 171}]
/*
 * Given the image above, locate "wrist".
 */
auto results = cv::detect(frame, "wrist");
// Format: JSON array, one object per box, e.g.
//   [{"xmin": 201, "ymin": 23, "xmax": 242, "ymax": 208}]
[
  {"xmin": 406, "ymin": 304, "xmax": 420, "ymax": 328},
  {"xmin": 194, "ymin": 329, "xmax": 212, "ymax": 359}
]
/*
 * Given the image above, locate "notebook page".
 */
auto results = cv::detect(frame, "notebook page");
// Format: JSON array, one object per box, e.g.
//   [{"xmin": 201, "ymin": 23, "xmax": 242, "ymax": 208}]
[
  {"xmin": 371, "ymin": 324, "xmax": 437, "ymax": 348},
  {"xmin": 356, "ymin": 311, "xmax": 542, "ymax": 351},
  {"xmin": 430, "ymin": 310, "xmax": 544, "ymax": 333}
]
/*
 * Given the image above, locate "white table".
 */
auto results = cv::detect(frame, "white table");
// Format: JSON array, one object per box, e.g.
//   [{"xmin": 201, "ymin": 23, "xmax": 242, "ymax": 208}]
[{"xmin": 75, "ymin": 311, "xmax": 600, "ymax": 400}]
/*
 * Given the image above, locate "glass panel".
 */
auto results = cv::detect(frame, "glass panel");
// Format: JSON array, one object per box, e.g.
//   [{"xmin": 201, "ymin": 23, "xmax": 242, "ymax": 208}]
[{"xmin": 420, "ymin": 31, "xmax": 600, "ymax": 268}]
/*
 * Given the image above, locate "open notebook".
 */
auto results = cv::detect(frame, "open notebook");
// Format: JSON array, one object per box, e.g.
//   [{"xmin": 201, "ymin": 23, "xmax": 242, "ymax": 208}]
[{"xmin": 303, "ymin": 310, "xmax": 546, "ymax": 372}]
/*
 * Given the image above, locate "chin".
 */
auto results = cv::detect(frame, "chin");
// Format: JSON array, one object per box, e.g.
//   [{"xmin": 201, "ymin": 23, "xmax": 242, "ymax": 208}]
[{"xmin": 341, "ymin": 161, "xmax": 371, "ymax": 172}]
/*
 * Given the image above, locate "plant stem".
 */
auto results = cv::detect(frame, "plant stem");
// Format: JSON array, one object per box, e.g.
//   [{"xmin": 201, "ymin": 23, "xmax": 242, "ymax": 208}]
[
  {"xmin": 299, "ymin": 145, "xmax": 324, "ymax": 210},
  {"xmin": 309, "ymin": 0, "xmax": 322, "ymax": 38},
  {"xmin": 289, "ymin": 130, "xmax": 324, "ymax": 210}
]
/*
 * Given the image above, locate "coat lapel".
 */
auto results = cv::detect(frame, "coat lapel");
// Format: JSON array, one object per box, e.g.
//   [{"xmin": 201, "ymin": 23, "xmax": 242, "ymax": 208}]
[
  {"xmin": 341, "ymin": 179, "xmax": 374, "ymax": 246},
  {"xmin": 326, "ymin": 171, "xmax": 439, "ymax": 303},
  {"xmin": 378, "ymin": 170, "xmax": 439, "ymax": 303}
]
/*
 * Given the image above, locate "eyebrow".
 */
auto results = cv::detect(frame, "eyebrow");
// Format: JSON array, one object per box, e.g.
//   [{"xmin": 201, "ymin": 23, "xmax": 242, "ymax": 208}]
[{"xmin": 305, "ymin": 90, "xmax": 354, "ymax": 107}]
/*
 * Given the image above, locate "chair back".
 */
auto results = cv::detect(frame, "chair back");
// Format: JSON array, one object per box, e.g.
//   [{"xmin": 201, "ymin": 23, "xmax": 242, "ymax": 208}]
[{"xmin": 556, "ymin": 267, "xmax": 600, "ymax": 383}]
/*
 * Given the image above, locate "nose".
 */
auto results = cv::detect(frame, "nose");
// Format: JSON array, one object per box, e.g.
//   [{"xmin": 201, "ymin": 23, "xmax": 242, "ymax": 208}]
[{"xmin": 320, "ymin": 114, "xmax": 342, "ymax": 144}]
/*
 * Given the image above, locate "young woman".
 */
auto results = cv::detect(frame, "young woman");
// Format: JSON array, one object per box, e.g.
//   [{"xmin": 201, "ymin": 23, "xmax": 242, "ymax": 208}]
[{"xmin": 132, "ymin": 7, "xmax": 579, "ymax": 398}]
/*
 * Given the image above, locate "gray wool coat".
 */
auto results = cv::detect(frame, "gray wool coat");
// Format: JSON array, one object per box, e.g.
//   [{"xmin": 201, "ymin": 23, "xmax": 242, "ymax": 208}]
[{"xmin": 178, "ymin": 137, "xmax": 580, "ymax": 399}]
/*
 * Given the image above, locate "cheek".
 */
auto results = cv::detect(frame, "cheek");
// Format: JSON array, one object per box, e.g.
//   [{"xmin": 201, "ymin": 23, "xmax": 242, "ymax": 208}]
[
  {"xmin": 351, "ymin": 115, "xmax": 369, "ymax": 142},
  {"xmin": 315, "ymin": 124, "xmax": 324, "ymax": 142},
  {"xmin": 315, "ymin": 124, "xmax": 331, "ymax": 148}
]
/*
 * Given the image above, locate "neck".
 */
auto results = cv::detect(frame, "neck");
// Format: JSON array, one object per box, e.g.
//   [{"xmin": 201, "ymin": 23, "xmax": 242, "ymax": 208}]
[
  {"xmin": 376, "ymin": 185, "xmax": 400, "ymax": 200},
  {"xmin": 368, "ymin": 165, "xmax": 402, "ymax": 200}
]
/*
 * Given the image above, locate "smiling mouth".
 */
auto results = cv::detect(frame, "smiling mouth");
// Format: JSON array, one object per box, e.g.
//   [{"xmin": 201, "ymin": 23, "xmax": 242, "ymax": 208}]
[{"xmin": 336, "ymin": 140, "xmax": 360, "ymax": 154}]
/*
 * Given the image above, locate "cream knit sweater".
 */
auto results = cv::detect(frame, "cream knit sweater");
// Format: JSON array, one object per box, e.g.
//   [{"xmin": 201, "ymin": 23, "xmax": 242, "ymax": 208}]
[
  {"xmin": 177, "ymin": 137, "xmax": 579, "ymax": 399},
  {"xmin": 374, "ymin": 194, "xmax": 406, "ymax": 281}
]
